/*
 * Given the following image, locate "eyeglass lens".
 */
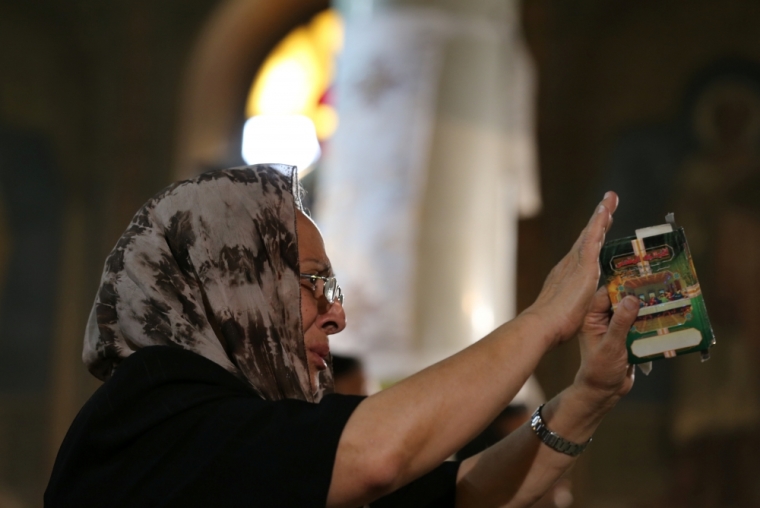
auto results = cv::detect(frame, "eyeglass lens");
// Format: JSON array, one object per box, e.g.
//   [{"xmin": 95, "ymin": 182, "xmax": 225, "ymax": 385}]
[
  {"xmin": 322, "ymin": 278, "xmax": 343, "ymax": 305},
  {"xmin": 301, "ymin": 274, "xmax": 343, "ymax": 305},
  {"xmin": 324, "ymin": 278, "xmax": 337, "ymax": 303}
]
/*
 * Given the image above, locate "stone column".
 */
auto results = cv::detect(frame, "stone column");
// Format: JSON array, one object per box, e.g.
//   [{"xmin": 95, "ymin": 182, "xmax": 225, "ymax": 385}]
[{"xmin": 317, "ymin": 0, "xmax": 539, "ymax": 381}]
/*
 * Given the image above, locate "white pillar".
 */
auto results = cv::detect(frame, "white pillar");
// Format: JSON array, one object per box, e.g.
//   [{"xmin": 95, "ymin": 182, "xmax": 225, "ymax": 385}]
[{"xmin": 317, "ymin": 0, "xmax": 539, "ymax": 381}]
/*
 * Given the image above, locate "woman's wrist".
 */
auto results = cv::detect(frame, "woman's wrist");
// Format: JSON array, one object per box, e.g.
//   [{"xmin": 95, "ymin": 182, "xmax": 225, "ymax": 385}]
[
  {"xmin": 572, "ymin": 364, "xmax": 629, "ymax": 414},
  {"xmin": 515, "ymin": 306, "xmax": 561, "ymax": 352},
  {"xmin": 567, "ymin": 379, "xmax": 622, "ymax": 417},
  {"xmin": 538, "ymin": 383, "xmax": 618, "ymax": 446}
]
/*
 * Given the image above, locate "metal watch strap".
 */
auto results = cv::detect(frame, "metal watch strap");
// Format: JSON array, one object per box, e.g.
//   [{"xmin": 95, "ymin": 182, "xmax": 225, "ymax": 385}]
[{"xmin": 530, "ymin": 404, "xmax": 591, "ymax": 457}]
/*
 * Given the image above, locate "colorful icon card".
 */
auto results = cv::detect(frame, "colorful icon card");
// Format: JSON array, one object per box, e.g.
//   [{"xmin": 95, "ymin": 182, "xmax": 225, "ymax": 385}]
[{"xmin": 599, "ymin": 214, "xmax": 715, "ymax": 365}]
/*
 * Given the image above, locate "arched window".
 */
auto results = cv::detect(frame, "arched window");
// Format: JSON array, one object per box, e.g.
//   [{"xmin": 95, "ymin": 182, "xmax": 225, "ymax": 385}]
[{"xmin": 241, "ymin": 9, "xmax": 343, "ymax": 176}]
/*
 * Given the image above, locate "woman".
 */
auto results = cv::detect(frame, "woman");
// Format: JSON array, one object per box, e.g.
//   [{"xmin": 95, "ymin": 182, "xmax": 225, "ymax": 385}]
[{"xmin": 45, "ymin": 164, "xmax": 639, "ymax": 507}]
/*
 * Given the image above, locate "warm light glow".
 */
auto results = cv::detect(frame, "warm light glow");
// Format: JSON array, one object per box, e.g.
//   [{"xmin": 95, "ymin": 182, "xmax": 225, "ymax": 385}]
[
  {"xmin": 241, "ymin": 115, "xmax": 321, "ymax": 174},
  {"xmin": 463, "ymin": 291, "xmax": 496, "ymax": 341},
  {"xmin": 314, "ymin": 103, "xmax": 339, "ymax": 139},
  {"xmin": 245, "ymin": 9, "xmax": 344, "ymax": 141},
  {"xmin": 247, "ymin": 30, "xmax": 322, "ymax": 117},
  {"xmin": 309, "ymin": 8, "xmax": 344, "ymax": 56},
  {"xmin": 471, "ymin": 304, "xmax": 495, "ymax": 339}
]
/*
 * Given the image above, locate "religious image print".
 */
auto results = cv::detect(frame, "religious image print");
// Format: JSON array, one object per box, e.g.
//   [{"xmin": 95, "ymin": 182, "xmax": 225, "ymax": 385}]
[{"xmin": 600, "ymin": 214, "xmax": 716, "ymax": 364}]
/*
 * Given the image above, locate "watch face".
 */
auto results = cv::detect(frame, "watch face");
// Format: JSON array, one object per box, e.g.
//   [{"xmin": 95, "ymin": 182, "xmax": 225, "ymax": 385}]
[{"xmin": 530, "ymin": 408, "xmax": 541, "ymax": 430}]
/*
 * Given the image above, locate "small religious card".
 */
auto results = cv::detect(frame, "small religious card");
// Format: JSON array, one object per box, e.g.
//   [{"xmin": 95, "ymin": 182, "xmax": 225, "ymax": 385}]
[{"xmin": 599, "ymin": 214, "xmax": 715, "ymax": 365}]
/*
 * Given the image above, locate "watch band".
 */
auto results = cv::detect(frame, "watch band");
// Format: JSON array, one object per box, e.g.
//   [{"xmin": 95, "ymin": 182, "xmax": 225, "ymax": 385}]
[{"xmin": 530, "ymin": 404, "xmax": 591, "ymax": 457}]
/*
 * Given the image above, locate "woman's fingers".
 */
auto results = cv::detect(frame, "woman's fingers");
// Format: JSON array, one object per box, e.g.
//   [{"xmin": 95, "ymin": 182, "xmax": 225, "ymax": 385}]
[
  {"xmin": 574, "ymin": 294, "xmax": 639, "ymax": 401},
  {"xmin": 603, "ymin": 191, "xmax": 619, "ymax": 214},
  {"xmin": 589, "ymin": 286, "xmax": 611, "ymax": 314},
  {"xmin": 580, "ymin": 288, "xmax": 613, "ymax": 339},
  {"xmin": 604, "ymin": 296, "xmax": 639, "ymax": 346},
  {"xmin": 585, "ymin": 191, "xmax": 618, "ymax": 229},
  {"xmin": 526, "ymin": 191, "xmax": 622, "ymax": 346},
  {"xmin": 587, "ymin": 192, "xmax": 618, "ymax": 247},
  {"xmin": 574, "ymin": 192, "xmax": 619, "ymax": 264}
]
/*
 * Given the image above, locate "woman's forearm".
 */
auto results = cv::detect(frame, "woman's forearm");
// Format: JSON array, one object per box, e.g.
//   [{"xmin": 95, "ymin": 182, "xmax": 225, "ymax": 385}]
[
  {"xmin": 453, "ymin": 286, "xmax": 640, "ymax": 508},
  {"xmin": 327, "ymin": 312, "xmax": 553, "ymax": 508},
  {"xmin": 325, "ymin": 192, "xmax": 621, "ymax": 508},
  {"xmin": 454, "ymin": 383, "xmax": 615, "ymax": 508}
]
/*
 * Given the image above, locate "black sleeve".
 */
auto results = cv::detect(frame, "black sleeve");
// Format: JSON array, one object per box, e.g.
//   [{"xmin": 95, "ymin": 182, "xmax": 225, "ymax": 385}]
[
  {"xmin": 213, "ymin": 392, "xmax": 365, "ymax": 507},
  {"xmin": 46, "ymin": 346, "xmax": 366, "ymax": 508},
  {"xmin": 370, "ymin": 461, "xmax": 460, "ymax": 508}
]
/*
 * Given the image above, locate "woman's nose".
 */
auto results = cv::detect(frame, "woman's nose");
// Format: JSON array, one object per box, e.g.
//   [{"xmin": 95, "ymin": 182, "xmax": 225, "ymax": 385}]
[{"xmin": 317, "ymin": 298, "xmax": 346, "ymax": 334}]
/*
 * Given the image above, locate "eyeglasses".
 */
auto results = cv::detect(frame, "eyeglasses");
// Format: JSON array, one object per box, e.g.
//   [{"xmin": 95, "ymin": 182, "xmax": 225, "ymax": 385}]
[{"xmin": 299, "ymin": 274, "xmax": 344, "ymax": 305}]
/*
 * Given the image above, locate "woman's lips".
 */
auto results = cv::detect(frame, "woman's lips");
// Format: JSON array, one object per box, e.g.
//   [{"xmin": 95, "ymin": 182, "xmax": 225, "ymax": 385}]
[{"xmin": 307, "ymin": 344, "xmax": 330, "ymax": 370}]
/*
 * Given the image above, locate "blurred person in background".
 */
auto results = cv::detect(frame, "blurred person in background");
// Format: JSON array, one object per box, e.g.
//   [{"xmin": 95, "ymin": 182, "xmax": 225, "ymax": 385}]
[
  {"xmin": 45, "ymin": 165, "xmax": 639, "ymax": 507},
  {"xmin": 331, "ymin": 354, "xmax": 369, "ymax": 396}
]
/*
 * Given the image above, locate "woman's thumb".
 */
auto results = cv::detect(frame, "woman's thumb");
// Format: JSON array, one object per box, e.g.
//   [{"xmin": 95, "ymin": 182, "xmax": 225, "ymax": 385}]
[{"xmin": 606, "ymin": 296, "xmax": 639, "ymax": 343}]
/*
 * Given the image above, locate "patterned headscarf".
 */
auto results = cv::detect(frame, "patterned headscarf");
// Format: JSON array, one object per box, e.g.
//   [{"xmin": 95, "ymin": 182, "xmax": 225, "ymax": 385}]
[{"xmin": 83, "ymin": 165, "xmax": 330, "ymax": 402}]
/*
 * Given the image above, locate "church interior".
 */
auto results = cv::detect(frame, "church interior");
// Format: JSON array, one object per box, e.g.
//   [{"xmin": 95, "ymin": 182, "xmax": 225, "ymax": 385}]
[{"xmin": 2, "ymin": 0, "xmax": 760, "ymax": 506}]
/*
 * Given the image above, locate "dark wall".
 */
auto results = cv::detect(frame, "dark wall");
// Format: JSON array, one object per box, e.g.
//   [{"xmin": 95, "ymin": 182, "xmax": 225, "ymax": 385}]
[
  {"xmin": 519, "ymin": 1, "xmax": 760, "ymax": 506},
  {"xmin": 0, "ymin": 1, "xmax": 220, "ymax": 504}
]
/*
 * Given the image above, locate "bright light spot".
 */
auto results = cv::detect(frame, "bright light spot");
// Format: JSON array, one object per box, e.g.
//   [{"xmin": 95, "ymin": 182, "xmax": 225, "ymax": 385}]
[
  {"xmin": 241, "ymin": 115, "xmax": 321, "ymax": 174},
  {"xmin": 471, "ymin": 304, "xmax": 495, "ymax": 339},
  {"xmin": 252, "ymin": 57, "xmax": 316, "ymax": 115},
  {"xmin": 245, "ymin": 9, "xmax": 344, "ymax": 142}
]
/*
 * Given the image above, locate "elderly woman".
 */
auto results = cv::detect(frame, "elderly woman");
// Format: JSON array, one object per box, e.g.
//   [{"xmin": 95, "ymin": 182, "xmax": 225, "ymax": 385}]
[{"xmin": 45, "ymin": 165, "xmax": 639, "ymax": 507}]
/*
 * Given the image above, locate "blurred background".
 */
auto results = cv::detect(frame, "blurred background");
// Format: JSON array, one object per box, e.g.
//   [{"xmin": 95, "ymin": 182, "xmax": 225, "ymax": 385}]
[{"xmin": 2, "ymin": 0, "xmax": 760, "ymax": 506}]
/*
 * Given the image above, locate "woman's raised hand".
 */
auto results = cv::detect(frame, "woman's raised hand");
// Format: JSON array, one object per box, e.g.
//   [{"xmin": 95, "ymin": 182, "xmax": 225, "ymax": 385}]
[
  {"xmin": 523, "ymin": 192, "xmax": 619, "ymax": 349},
  {"xmin": 574, "ymin": 287, "xmax": 639, "ymax": 405}
]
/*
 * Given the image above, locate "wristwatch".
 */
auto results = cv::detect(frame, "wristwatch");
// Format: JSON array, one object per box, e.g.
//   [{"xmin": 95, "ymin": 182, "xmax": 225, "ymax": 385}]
[{"xmin": 530, "ymin": 404, "xmax": 591, "ymax": 457}]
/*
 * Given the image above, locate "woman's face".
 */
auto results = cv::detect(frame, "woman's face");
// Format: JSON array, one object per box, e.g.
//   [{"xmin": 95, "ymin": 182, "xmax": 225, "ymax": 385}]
[{"xmin": 296, "ymin": 211, "xmax": 347, "ymax": 391}]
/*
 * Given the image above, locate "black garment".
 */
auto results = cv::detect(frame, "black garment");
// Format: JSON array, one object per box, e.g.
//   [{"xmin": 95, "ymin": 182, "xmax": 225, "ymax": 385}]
[{"xmin": 46, "ymin": 346, "xmax": 458, "ymax": 507}]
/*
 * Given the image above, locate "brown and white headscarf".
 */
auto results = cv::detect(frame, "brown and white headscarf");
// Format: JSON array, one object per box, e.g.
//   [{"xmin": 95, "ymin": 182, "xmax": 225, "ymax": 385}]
[{"xmin": 83, "ymin": 164, "xmax": 331, "ymax": 402}]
